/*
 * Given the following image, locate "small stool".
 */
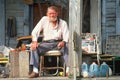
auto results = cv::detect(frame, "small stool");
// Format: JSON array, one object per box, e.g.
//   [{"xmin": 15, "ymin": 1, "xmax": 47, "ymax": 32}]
[{"xmin": 39, "ymin": 50, "xmax": 65, "ymax": 76}]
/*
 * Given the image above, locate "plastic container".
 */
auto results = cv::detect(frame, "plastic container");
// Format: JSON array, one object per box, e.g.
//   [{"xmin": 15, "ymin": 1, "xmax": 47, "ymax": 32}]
[
  {"xmin": 100, "ymin": 62, "xmax": 109, "ymax": 77},
  {"xmin": 81, "ymin": 62, "xmax": 89, "ymax": 77},
  {"xmin": 89, "ymin": 62, "xmax": 99, "ymax": 77}
]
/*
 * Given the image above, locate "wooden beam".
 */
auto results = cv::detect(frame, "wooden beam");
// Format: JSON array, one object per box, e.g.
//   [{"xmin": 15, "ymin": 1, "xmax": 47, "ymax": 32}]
[{"xmin": 69, "ymin": 0, "xmax": 83, "ymax": 79}]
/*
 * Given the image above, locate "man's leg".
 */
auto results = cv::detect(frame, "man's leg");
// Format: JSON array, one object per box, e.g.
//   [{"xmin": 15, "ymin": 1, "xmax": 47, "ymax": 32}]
[
  {"xmin": 59, "ymin": 43, "xmax": 69, "ymax": 75},
  {"xmin": 29, "ymin": 42, "xmax": 57, "ymax": 78},
  {"xmin": 29, "ymin": 49, "xmax": 40, "ymax": 78},
  {"xmin": 29, "ymin": 41, "xmax": 69, "ymax": 77},
  {"xmin": 30, "ymin": 50, "xmax": 39, "ymax": 73}
]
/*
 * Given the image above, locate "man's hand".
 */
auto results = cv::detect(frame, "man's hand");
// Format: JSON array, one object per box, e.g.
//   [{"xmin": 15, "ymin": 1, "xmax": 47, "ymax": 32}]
[
  {"xmin": 31, "ymin": 41, "xmax": 38, "ymax": 50},
  {"xmin": 57, "ymin": 41, "xmax": 65, "ymax": 48}
]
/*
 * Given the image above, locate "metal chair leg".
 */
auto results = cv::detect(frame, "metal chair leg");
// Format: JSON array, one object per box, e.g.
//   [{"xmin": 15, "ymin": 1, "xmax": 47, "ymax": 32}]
[{"xmin": 53, "ymin": 56, "xmax": 59, "ymax": 76}]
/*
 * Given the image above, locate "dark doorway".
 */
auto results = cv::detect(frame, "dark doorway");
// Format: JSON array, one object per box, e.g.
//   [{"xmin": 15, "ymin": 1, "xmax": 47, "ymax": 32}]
[
  {"xmin": 33, "ymin": 3, "xmax": 50, "ymax": 27},
  {"xmin": 82, "ymin": 0, "xmax": 90, "ymax": 33}
]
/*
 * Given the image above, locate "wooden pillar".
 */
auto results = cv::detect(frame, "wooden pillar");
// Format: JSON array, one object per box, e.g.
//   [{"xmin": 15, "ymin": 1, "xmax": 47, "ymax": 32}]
[
  {"xmin": 69, "ymin": 0, "xmax": 82, "ymax": 79},
  {"xmin": 0, "ymin": 0, "xmax": 5, "ymax": 45},
  {"xmin": 90, "ymin": 0, "xmax": 102, "ymax": 54}
]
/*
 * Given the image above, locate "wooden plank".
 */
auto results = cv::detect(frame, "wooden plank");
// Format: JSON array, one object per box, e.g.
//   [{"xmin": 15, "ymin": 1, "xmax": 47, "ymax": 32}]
[
  {"xmin": 0, "ymin": 58, "xmax": 8, "ymax": 63},
  {"xmin": 16, "ymin": 35, "xmax": 32, "ymax": 41},
  {"xmin": 0, "ymin": 58, "xmax": 8, "ymax": 60},
  {"xmin": 0, "ymin": 61, "xmax": 8, "ymax": 63}
]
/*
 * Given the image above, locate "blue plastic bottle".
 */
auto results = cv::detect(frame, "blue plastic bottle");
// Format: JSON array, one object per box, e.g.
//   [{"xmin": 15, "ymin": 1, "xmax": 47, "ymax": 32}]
[
  {"xmin": 81, "ymin": 62, "xmax": 89, "ymax": 77},
  {"xmin": 89, "ymin": 62, "xmax": 99, "ymax": 77},
  {"xmin": 100, "ymin": 62, "xmax": 109, "ymax": 77}
]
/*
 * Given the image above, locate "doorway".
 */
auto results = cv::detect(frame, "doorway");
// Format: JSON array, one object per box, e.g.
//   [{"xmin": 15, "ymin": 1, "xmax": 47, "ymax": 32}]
[
  {"xmin": 82, "ymin": 0, "xmax": 90, "ymax": 33},
  {"xmin": 82, "ymin": 0, "xmax": 101, "ymax": 34}
]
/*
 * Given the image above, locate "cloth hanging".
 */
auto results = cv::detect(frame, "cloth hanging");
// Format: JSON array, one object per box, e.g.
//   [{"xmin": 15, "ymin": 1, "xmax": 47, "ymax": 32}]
[{"xmin": 7, "ymin": 16, "xmax": 16, "ymax": 37}]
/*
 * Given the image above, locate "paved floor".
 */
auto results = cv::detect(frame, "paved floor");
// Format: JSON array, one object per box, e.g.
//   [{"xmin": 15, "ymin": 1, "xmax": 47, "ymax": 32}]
[
  {"xmin": 0, "ymin": 77, "xmax": 70, "ymax": 80},
  {"xmin": 0, "ymin": 76, "xmax": 120, "ymax": 80},
  {"xmin": 81, "ymin": 76, "xmax": 120, "ymax": 80}
]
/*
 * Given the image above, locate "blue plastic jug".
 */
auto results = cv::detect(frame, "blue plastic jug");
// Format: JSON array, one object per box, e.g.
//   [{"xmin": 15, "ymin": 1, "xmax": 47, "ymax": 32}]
[
  {"xmin": 81, "ymin": 62, "xmax": 89, "ymax": 77},
  {"xmin": 89, "ymin": 62, "xmax": 99, "ymax": 77},
  {"xmin": 81, "ymin": 62, "xmax": 88, "ymax": 72},
  {"xmin": 100, "ymin": 62, "xmax": 109, "ymax": 77}
]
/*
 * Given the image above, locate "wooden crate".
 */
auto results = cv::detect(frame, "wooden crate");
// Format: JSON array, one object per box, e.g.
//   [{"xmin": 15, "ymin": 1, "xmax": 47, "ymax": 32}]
[
  {"xmin": 19, "ymin": 51, "xmax": 29, "ymax": 77},
  {"xmin": 9, "ymin": 51, "xmax": 19, "ymax": 78}
]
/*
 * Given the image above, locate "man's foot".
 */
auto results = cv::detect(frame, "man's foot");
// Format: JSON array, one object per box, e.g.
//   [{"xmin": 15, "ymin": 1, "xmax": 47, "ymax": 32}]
[{"xmin": 28, "ymin": 72, "xmax": 39, "ymax": 78}]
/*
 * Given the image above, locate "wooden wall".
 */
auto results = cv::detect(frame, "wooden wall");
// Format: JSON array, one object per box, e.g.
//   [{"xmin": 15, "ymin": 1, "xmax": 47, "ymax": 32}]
[
  {"xmin": 102, "ymin": 0, "xmax": 116, "ymax": 40},
  {"xmin": 0, "ymin": 0, "xmax": 5, "ymax": 45},
  {"xmin": 101, "ymin": 0, "xmax": 117, "ymax": 53},
  {"xmin": 5, "ymin": 0, "xmax": 30, "ymax": 47}
]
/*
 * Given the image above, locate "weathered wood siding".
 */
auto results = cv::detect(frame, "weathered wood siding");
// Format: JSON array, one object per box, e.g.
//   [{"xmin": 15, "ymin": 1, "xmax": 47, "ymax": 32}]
[
  {"xmin": 102, "ymin": 0, "xmax": 116, "ymax": 40},
  {"xmin": 101, "ymin": 0, "xmax": 117, "ymax": 53},
  {"xmin": 116, "ymin": 0, "xmax": 120, "ymax": 34},
  {"xmin": 0, "ymin": 0, "xmax": 5, "ymax": 45},
  {"xmin": 5, "ymin": 0, "xmax": 28, "ymax": 47}
]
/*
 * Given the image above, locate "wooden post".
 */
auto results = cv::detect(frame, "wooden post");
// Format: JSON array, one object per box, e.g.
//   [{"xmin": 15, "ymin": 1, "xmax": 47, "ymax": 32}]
[
  {"xmin": 90, "ymin": 0, "xmax": 102, "ymax": 54},
  {"xmin": 69, "ymin": 0, "xmax": 83, "ymax": 79},
  {"xmin": 19, "ymin": 51, "xmax": 29, "ymax": 77}
]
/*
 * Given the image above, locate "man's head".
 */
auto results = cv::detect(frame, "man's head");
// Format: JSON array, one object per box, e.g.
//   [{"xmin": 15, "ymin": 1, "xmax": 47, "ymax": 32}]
[{"xmin": 47, "ymin": 6, "xmax": 58, "ymax": 22}]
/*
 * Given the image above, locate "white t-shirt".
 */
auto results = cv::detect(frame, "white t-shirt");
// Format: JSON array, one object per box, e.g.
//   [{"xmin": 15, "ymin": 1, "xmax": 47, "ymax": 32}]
[{"xmin": 31, "ymin": 16, "xmax": 69, "ymax": 42}]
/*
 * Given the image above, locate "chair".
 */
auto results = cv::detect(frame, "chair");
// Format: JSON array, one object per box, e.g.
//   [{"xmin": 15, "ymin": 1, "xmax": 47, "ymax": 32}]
[{"xmin": 39, "ymin": 50, "xmax": 65, "ymax": 76}]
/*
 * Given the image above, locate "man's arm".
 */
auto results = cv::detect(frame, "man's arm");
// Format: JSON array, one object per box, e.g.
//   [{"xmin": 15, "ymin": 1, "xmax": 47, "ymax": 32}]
[
  {"xmin": 62, "ymin": 21, "xmax": 69, "ymax": 43},
  {"xmin": 31, "ymin": 17, "xmax": 45, "ymax": 50},
  {"xmin": 31, "ymin": 19, "xmax": 43, "ymax": 42},
  {"xmin": 31, "ymin": 41, "xmax": 38, "ymax": 50},
  {"xmin": 58, "ymin": 21, "xmax": 69, "ymax": 48}
]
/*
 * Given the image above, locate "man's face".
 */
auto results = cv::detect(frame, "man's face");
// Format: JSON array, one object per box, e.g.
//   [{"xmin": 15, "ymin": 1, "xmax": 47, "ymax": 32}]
[{"xmin": 47, "ymin": 9, "xmax": 58, "ymax": 22}]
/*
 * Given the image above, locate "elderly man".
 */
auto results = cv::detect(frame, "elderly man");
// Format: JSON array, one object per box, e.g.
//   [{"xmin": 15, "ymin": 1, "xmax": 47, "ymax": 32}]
[{"xmin": 29, "ymin": 6, "xmax": 69, "ymax": 78}]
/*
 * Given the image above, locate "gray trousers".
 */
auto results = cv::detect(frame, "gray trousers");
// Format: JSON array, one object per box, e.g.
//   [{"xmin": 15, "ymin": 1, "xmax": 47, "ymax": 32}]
[{"xmin": 30, "ymin": 40, "xmax": 69, "ymax": 69}]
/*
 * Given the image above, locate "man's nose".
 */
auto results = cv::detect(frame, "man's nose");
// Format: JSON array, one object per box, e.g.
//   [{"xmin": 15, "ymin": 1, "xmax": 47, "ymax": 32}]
[{"xmin": 50, "ymin": 14, "xmax": 55, "ymax": 17}]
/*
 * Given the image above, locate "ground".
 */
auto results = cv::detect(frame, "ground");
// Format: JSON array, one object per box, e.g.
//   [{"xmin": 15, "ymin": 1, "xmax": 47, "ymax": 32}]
[{"xmin": 0, "ymin": 76, "xmax": 120, "ymax": 80}]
